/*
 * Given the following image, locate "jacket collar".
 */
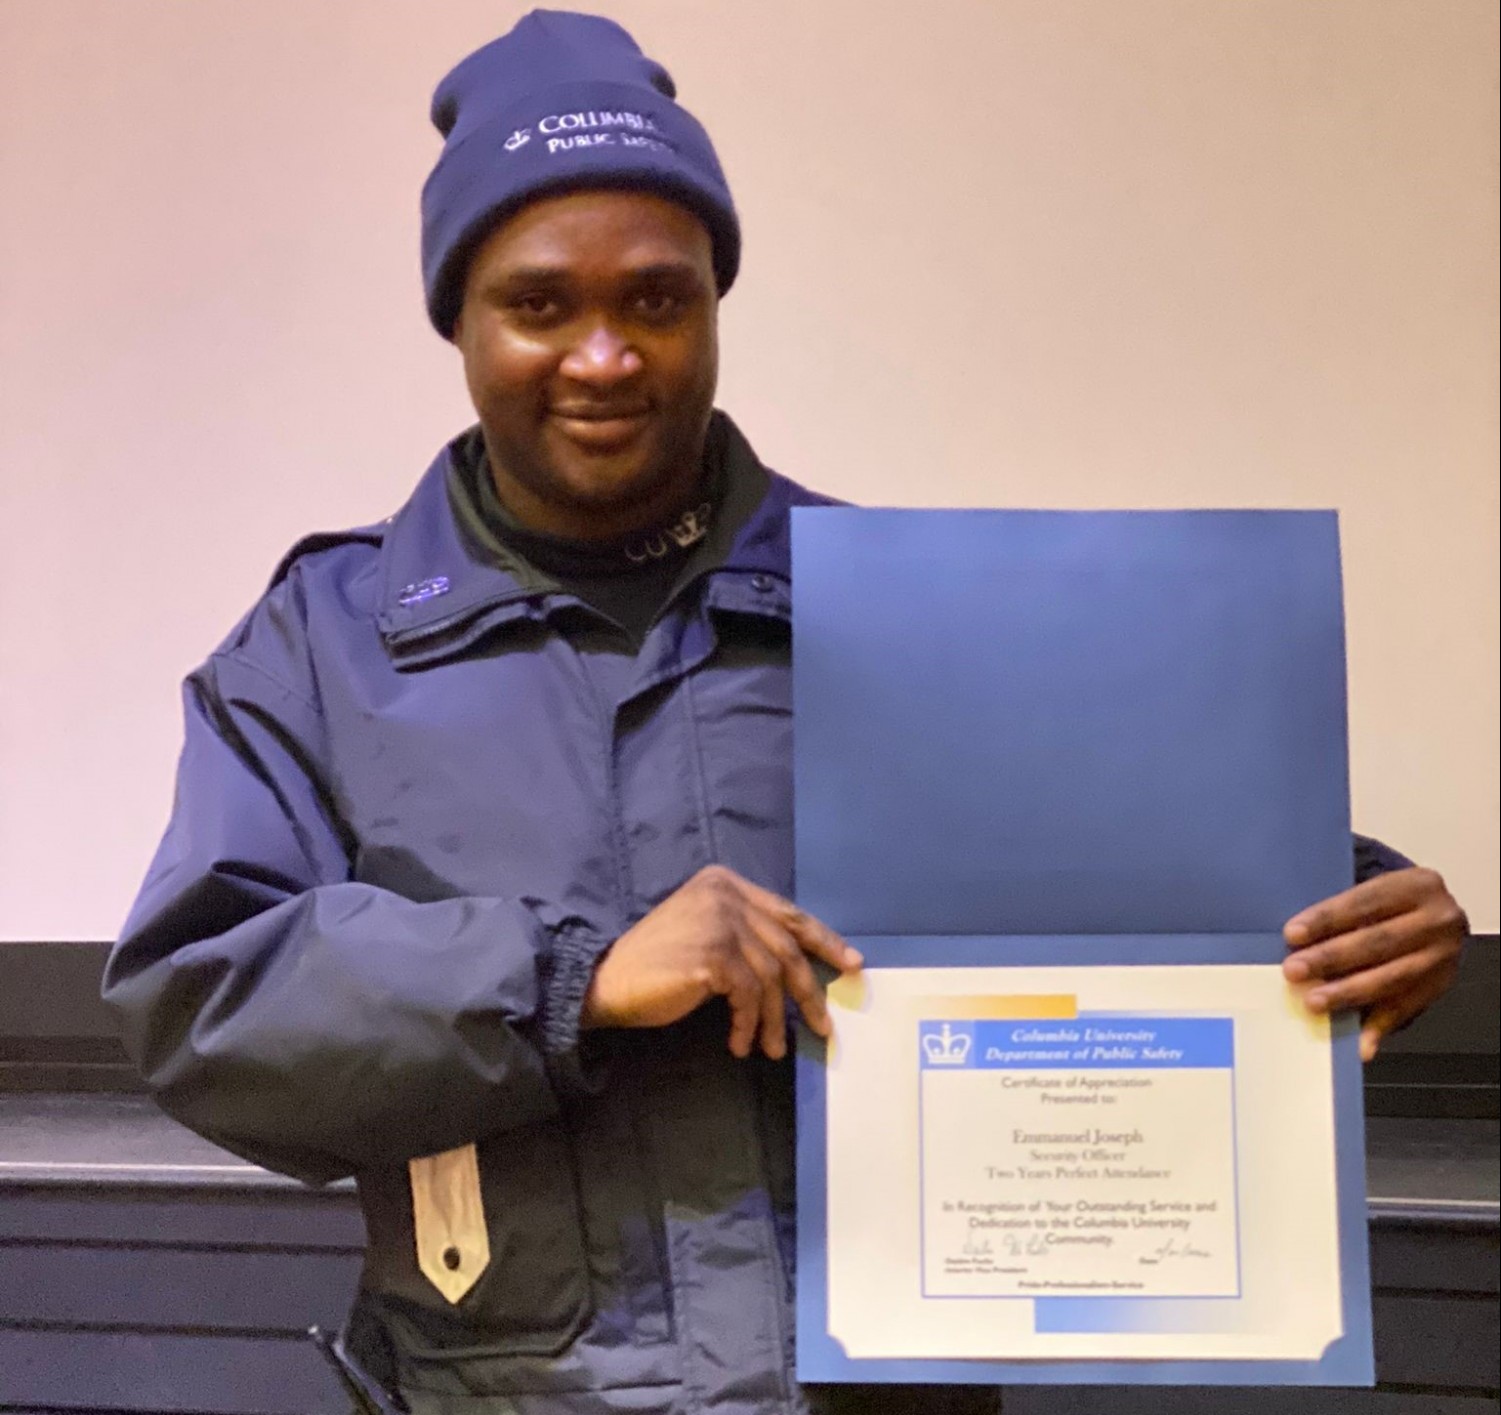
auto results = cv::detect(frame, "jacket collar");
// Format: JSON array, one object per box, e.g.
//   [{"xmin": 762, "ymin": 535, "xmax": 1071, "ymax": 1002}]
[{"xmin": 375, "ymin": 411, "xmax": 834, "ymax": 665}]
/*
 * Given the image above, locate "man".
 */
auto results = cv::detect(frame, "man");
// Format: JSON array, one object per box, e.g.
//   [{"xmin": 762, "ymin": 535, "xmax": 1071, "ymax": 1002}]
[{"xmin": 103, "ymin": 11, "xmax": 1467, "ymax": 1414}]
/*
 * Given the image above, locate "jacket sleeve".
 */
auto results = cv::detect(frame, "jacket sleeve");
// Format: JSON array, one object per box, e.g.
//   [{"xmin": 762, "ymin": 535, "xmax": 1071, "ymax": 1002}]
[
  {"xmin": 1352, "ymin": 832, "xmax": 1415, "ymax": 884},
  {"xmin": 102, "ymin": 650, "xmax": 611, "ymax": 1186}
]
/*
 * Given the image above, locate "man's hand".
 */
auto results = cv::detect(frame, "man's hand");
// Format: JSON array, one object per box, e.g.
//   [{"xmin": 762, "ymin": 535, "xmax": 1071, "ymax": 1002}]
[
  {"xmin": 581, "ymin": 865, "xmax": 862, "ymax": 1060},
  {"xmin": 1283, "ymin": 867, "xmax": 1467, "ymax": 1062}
]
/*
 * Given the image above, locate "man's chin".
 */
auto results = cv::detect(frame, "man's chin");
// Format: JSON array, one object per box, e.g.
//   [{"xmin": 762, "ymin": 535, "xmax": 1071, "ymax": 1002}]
[
  {"xmin": 547, "ymin": 455, "xmax": 681, "ymax": 522},
  {"xmin": 491, "ymin": 421, "xmax": 705, "ymax": 536}
]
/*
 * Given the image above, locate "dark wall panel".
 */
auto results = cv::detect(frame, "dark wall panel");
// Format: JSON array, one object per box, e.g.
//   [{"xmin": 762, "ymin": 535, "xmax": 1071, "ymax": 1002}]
[
  {"xmin": 0, "ymin": 1328, "xmax": 345, "ymax": 1413},
  {"xmin": 0, "ymin": 1187, "xmax": 365, "ymax": 1249},
  {"xmin": 0, "ymin": 1245, "xmax": 360, "ymax": 1330},
  {"xmin": 1369, "ymin": 1223, "xmax": 1500, "ymax": 1296},
  {"xmin": 1372, "ymin": 1293, "xmax": 1500, "ymax": 1390}
]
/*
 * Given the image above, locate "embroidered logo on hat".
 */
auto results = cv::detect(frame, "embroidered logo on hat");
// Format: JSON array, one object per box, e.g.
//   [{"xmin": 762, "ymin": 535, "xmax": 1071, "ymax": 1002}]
[{"xmin": 500, "ymin": 109, "xmax": 677, "ymax": 159}]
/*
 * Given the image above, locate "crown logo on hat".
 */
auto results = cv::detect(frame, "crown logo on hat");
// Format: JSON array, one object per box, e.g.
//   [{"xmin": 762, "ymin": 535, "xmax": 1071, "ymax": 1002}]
[
  {"xmin": 922, "ymin": 1024, "xmax": 972, "ymax": 1066},
  {"xmin": 504, "ymin": 128, "xmax": 531, "ymax": 151}
]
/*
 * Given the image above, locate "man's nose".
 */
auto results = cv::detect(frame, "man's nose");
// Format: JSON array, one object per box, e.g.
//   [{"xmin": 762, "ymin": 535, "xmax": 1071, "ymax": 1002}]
[{"xmin": 559, "ymin": 322, "xmax": 643, "ymax": 384}]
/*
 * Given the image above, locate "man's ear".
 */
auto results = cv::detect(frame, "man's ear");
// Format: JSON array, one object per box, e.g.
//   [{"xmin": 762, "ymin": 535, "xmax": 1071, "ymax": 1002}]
[{"xmin": 451, "ymin": 311, "xmax": 465, "ymax": 345}]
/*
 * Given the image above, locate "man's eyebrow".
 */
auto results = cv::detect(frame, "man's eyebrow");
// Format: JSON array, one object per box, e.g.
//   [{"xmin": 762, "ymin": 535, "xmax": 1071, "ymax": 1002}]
[
  {"xmin": 482, "ymin": 260, "xmax": 705, "ymax": 293},
  {"xmin": 622, "ymin": 261, "xmax": 705, "ymax": 284},
  {"xmin": 487, "ymin": 264, "xmax": 570, "ymax": 291}
]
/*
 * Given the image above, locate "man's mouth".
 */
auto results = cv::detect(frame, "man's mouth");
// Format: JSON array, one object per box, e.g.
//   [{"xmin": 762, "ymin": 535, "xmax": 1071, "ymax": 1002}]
[{"xmin": 548, "ymin": 405, "xmax": 652, "ymax": 450}]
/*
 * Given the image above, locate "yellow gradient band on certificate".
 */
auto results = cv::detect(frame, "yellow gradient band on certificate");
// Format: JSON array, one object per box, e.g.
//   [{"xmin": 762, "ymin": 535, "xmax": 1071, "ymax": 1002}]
[{"xmin": 824, "ymin": 963, "xmax": 1340, "ymax": 1362}]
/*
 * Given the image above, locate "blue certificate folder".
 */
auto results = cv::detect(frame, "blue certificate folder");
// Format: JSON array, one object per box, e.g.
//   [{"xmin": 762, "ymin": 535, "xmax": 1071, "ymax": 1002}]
[{"xmin": 792, "ymin": 509, "xmax": 1373, "ymax": 1385}]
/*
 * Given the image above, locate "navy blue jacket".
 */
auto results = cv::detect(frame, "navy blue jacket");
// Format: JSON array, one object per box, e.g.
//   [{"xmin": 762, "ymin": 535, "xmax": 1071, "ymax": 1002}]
[{"xmin": 104, "ymin": 415, "xmax": 1404, "ymax": 1414}]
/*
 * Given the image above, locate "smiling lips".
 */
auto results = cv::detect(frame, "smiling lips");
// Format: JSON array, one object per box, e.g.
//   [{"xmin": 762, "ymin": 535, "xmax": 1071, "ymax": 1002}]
[{"xmin": 549, "ymin": 404, "xmax": 653, "ymax": 451}]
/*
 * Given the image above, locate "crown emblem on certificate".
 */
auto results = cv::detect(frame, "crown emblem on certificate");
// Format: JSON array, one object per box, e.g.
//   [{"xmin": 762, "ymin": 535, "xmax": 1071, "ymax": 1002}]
[{"xmin": 922, "ymin": 1023, "xmax": 972, "ymax": 1066}]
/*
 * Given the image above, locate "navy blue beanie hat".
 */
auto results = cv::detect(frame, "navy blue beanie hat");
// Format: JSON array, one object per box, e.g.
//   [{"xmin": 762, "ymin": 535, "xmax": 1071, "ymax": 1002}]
[{"xmin": 422, "ymin": 9, "xmax": 740, "ymax": 339}]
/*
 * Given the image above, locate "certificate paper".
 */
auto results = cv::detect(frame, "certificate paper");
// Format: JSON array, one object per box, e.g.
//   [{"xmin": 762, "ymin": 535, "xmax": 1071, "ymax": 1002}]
[
  {"xmin": 792, "ymin": 511, "xmax": 1372, "ymax": 1385},
  {"xmin": 826, "ymin": 960, "xmax": 1341, "ymax": 1364},
  {"xmin": 917, "ymin": 1011, "xmax": 1241, "ymax": 1303}
]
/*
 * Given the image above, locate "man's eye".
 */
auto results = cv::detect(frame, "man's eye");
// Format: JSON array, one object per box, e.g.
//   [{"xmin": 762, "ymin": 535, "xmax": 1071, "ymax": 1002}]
[
  {"xmin": 634, "ymin": 291, "xmax": 682, "ymax": 321},
  {"xmin": 511, "ymin": 293, "xmax": 561, "ymax": 321}
]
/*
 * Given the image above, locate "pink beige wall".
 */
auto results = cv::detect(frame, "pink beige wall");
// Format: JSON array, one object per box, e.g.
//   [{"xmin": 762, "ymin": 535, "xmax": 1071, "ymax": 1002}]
[{"xmin": 1, "ymin": 1, "xmax": 1496, "ymax": 937}]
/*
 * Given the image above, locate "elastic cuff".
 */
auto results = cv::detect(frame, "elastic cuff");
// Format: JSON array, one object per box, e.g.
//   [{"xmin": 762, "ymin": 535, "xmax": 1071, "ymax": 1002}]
[
  {"xmin": 1352, "ymin": 832, "xmax": 1415, "ymax": 885},
  {"xmin": 536, "ymin": 917, "xmax": 614, "ymax": 1096}
]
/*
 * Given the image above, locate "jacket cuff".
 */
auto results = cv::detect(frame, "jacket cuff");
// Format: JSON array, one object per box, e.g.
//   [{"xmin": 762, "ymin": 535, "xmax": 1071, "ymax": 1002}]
[
  {"xmin": 1353, "ymin": 832, "xmax": 1415, "ymax": 885},
  {"xmin": 535, "ymin": 914, "xmax": 614, "ymax": 1095}
]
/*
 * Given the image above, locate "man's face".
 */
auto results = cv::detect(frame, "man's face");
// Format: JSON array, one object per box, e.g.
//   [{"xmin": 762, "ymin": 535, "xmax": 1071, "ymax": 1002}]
[{"xmin": 454, "ymin": 189, "xmax": 720, "ymax": 541}]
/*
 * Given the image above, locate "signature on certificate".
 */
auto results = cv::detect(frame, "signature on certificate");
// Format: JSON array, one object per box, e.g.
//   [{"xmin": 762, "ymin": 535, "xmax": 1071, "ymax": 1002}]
[
  {"xmin": 1002, "ymin": 1232, "xmax": 1051, "ymax": 1258},
  {"xmin": 1142, "ymin": 1237, "xmax": 1213, "ymax": 1262},
  {"xmin": 962, "ymin": 1234, "xmax": 994, "ymax": 1257}
]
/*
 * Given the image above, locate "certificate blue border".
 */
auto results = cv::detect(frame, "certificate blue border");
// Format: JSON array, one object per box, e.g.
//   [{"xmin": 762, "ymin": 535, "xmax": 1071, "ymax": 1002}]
[{"xmin": 794, "ymin": 932, "xmax": 1374, "ymax": 1386}]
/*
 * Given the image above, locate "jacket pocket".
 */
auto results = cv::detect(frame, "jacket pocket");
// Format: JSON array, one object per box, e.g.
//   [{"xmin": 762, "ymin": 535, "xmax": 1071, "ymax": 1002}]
[
  {"xmin": 393, "ymin": 1103, "xmax": 679, "ymax": 1398},
  {"xmin": 569, "ymin": 1085, "xmax": 674, "ymax": 1345},
  {"xmin": 403, "ymin": 1121, "xmax": 594, "ymax": 1359},
  {"xmin": 476, "ymin": 1121, "xmax": 594, "ymax": 1351}
]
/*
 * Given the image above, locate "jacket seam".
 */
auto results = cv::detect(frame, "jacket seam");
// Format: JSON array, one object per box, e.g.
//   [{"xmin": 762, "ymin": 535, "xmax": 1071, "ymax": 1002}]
[
  {"xmin": 580, "ymin": 647, "xmax": 641, "ymax": 923},
  {"xmin": 210, "ymin": 649, "xmax": 322, "ymax": 718},
  {"xmin": 680, "ymin": 671, "xmax": 721, "ymax": 868},
  {"xmin": 738, "ymin": 1067, "xmax": 793, "ymax": 1410},
  {"xmin": 186, "ymin": 676, "xmax": 339, "ymax": 886}
]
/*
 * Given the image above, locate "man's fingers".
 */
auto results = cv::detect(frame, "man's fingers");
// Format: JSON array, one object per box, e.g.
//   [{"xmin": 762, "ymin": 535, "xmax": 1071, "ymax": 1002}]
[
  {"xmin": 1359, "ymin": 1009, "xmax": 1400, "ymax": 1064},
  {"xmin": 737, "ymin": 933, "xmax": 789, "ymax": 1060},
  {"xmin": 685, "ymin": 866, "xmax": 857, "ymax": 1055},
  {"xmin": 709, "ymin": 949, "xmax": 765, "ymax": 1059},
  {"xmin": 1284, "ymin": 868, "xmax": 1442, "ymax": 947},
  {"xmin": 1300, "ymin": 942, "xmax": 1455, "ymax": 1017},
  {"xmin": 1359, "ymin": 967, "xmax": 1453, "ymax": 1062},
  {"xmin": 745, "ymin": 914, "xmax": 830, "ymax": 1039},
  {"xmin": 735, "ymin": 875, "xmax": 861, "ymax": 972},
  {"xmin": 1283, "ymin": 916, "xmax": 1427, "ymax": 983}
]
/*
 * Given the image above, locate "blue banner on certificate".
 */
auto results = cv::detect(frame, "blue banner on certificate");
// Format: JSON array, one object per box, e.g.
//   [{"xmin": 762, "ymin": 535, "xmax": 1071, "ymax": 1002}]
[{"xmin": 792, "ymin": 510, "xmax": 1372, "ymax": 1385}]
